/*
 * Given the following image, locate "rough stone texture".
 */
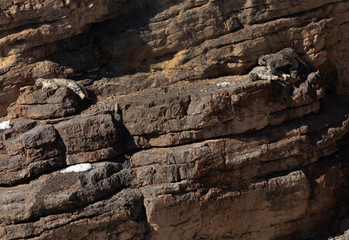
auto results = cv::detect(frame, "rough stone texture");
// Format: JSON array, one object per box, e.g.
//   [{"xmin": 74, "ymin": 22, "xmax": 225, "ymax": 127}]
[
  {"xmin": 0, "ymin": 188, "xmax": 148, "ymax": 240},
  {"xmin": 1, "ymin": 0, "xmax": 349, "ymax": 116},
  {"xmin": 7, "ymin": 86, "xmax": 82, "ymax": 119},
  {"xmin": 106, "ymin": 73, "xmax": 324, "ymax": 149},
  {"xmin": 133, "ymin": 97, "xmax": 349, "ymax": 239},
  {"xmin": 0, "ymin": 0, "xmax": 349, "ymax": 239},
  {"xmin": 0, "ymin": 125, "xmax": 65, "ymax": 186},
  {"xmin": 55, "ymin": 114, "xmax": 122, "ymax": 165},
  {"xmin": 0, "ymin": 162, "xmax": 126, "ymax": 224}
]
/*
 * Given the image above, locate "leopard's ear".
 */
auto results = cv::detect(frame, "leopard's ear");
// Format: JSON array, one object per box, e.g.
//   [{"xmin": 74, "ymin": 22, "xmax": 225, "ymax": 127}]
[
  {"xmin": 258, "ymin": 56, "xmax": 266, "ymax": 66},
  {"xmin": 35, "ymin": 78, "xmax": 43, "ymax": 86}
]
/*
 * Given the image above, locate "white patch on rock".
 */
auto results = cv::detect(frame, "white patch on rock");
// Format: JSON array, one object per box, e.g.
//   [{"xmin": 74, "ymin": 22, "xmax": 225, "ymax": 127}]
[
  {"xmin": 0, "ymin": 120, "xmax": 10, "ymax": 130},
  {"xmin": 60, "ymin": 163, "xmax": 93, "ymax": 173},
  {"xmin": 216, "ymin": 82, "xmax": 231, "ymax": 87}
]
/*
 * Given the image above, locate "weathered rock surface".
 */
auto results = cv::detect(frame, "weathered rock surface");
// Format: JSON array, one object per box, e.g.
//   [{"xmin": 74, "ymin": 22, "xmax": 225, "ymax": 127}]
[
  {"xmin": 0, "ymin": 0, "xmax": 349, "ymax": 239},
  {"xmin": 108, "ymin": 73, "xmax": 324, "ymax": 148},
  {"xmin": 133, "ymin": 96, "xmax": 349, "ymax": 239},
  {"xmin": 0, "ymin": 125, "xmax": 65, "ymax": 186},
  {"xmin": 1, "ymin": 0, "xmax": 349, "ymax": 116},
  {"xmin": 0, "ymin": 162, "xmax": 128, "ymax": 224},
  {"xmin": 55, "ymin": 114, "xmax": 122, "ymax": 164},
  {"xmin": 0, "ymin": 188, "xmax": 148, "ymax": 240},
  {"xmin": 7, "ymin": 86, "xmax": 82, "ymax": 119}
]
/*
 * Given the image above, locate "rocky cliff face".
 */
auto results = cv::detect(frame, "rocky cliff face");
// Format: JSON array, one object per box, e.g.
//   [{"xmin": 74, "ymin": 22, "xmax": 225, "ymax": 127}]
[{"xmin": 1, "ymin": 0, "xmax": 349, "ymax": 239}]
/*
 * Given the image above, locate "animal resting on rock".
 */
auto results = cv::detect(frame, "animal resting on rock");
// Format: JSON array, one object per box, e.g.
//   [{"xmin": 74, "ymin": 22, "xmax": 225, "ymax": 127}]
[
  {"xmin": 248, "ymin": 47, "xmax": 310, "ymax": 81},
  {"xmin": 35, "ymin": 78, "xmax": 89, "ymax": 100}
]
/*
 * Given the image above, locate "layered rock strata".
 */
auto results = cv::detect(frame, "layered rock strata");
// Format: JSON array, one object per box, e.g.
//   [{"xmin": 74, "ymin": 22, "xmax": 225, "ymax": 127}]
[
  {"xmin": 1, "ymin": 73, "xmax": 349, "ymax": 239},
  {"xmin": 1, "ymin": 0, "xmax": 349, "ymax": 116},
  {"xmin": 0, "ymin": 0, "xmax": 349, "ymax": 239}
]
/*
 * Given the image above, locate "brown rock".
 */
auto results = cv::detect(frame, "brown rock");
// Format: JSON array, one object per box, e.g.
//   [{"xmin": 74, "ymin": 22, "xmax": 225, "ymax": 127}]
[
  {"xmin": 142, "ymin": 170, "xmax": 311, "ymax": 240},
  {"xmin": 129, "ymin": 97, "xmax": 349, "ymax": 239},
  {"xmin": 0, "ymin": 189, "xmax": 148, "ymax": 240},
  {"xmin": 55, "ymin": 114, "xmax": 121, "ymax": 165},
  {"xmin": 7, "ymin": 86, "xmax": 82, "ymax": 120},
  {"xmin": 0, "ymin": 162, "xmax": 127, "ymax": 225},
  {"xmin": 10, "ymin": 118, "xmax": 37, "ymax": 134},
  {"xmin": 1, "ymin": 0, "xmax": 349, "ymax": 117},
  {"xmin": 0, "ymin": 125, "xmax": 65, "ymax": 186},
  {"xmin": 98, "ymin": 74, "xmax": 324, "ymax": 149},
  {"xmin": 0, "ymin": 0, "xmax": 349, "ymax": 239}
]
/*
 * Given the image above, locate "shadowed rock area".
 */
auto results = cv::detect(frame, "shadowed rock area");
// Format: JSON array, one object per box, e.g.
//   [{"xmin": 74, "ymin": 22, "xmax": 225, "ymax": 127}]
[{"xmin": 0, "ymin": 0, "xmax": 349, "ymax": 239}]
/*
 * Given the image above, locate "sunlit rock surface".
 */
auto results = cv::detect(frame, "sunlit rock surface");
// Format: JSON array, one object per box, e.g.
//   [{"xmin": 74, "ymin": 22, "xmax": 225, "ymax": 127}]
[{"xmin": 0, "ymin": 0, "xmax": 349, "ymax": 239}]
